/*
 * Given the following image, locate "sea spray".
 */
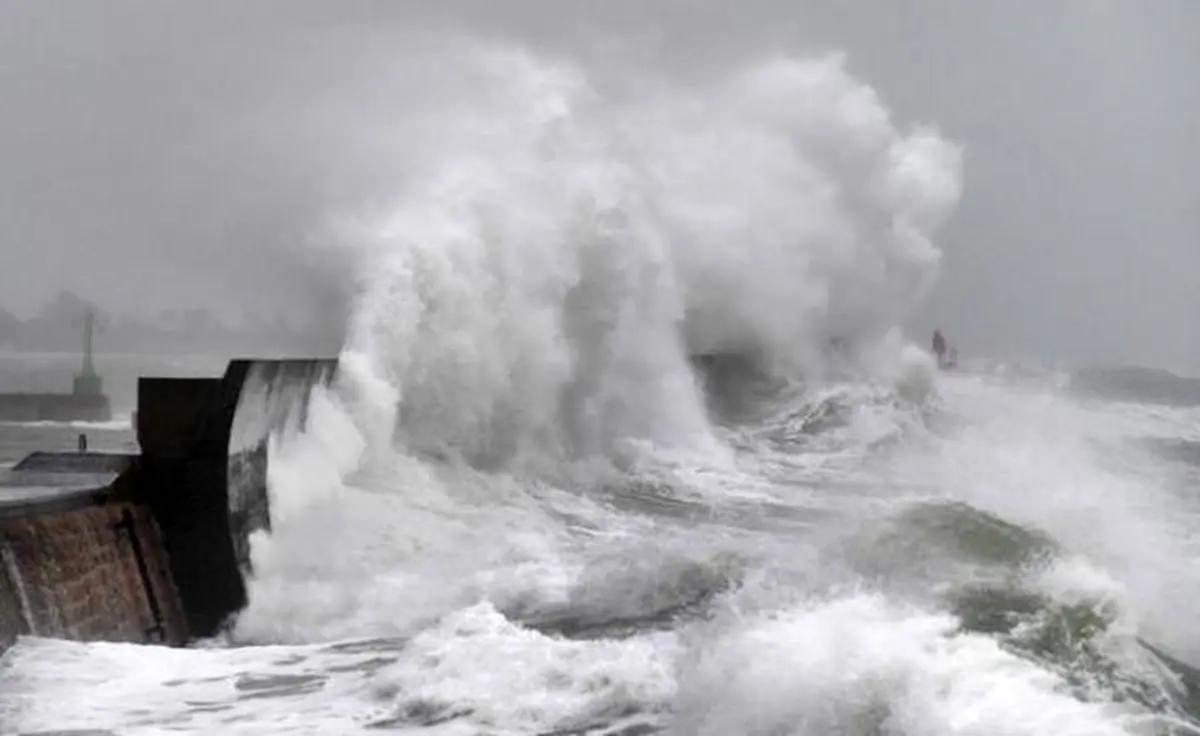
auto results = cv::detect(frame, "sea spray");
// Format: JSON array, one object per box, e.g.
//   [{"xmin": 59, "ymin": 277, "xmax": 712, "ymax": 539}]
[{"xmin": 335, "ymin": 42, "xmax": 962, "ymax": 469}]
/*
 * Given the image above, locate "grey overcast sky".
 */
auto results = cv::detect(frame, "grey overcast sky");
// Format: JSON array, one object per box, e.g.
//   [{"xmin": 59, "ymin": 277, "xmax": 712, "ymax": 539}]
[{"xmin": 1, "ymin": 1, "xmax": 1198, "ymax": 370}]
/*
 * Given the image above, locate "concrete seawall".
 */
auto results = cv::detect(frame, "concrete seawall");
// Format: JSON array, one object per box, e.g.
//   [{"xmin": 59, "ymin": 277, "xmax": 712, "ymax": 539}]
[
  {"xmin": 0, "ymin": 357, "xmax": 336, "ymax": 654},
  {"xmin": 0, "ymin": 458, "xmax": 187, "ymax": 649}
]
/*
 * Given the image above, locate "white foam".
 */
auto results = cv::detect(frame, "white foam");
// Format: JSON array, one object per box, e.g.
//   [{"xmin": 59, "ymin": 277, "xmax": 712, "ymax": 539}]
[
  {"xmin": 0, "ymin": 415, "xmax": 133, "ymax": 431},
  {"xmin": 0, "ymin": 635, "xmax": 373, "ymax": 734},
  {"xmin": 672, "ymin": 594, "xmax": 1138, "ymax": 736},
  {"xmin": 1, "ymin": 606, "xmax": 677, "ymax": 735},
  {"xmin": 234, "ymin": 39, "xmax": 961, "ymax": 647},
  {"xmin": 892, "ymin": 372, "xmax": 1200, "ymax": 660},
  {"xmin": 368, "ymin": 602, "xmax": 677, "ymax": 732},
  {"xmin": 331, "ymin": 41, "xmax": 961, "ymax": 467}
]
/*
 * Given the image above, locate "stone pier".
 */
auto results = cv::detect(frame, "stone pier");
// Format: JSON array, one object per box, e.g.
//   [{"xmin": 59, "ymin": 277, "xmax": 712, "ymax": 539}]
[{"xmin": 0, "ymin": 358, "xmax": 336, "ymax": 654}]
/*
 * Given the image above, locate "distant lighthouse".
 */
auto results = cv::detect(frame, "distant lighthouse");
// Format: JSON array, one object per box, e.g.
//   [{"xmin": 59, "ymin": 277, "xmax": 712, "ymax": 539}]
[
  {"xmin": 72, "ymin": 311, "xmax": 104, "ymax": 398},
  {"xmin": 0, "ymin": 309, "xmax": 112, "ymax": 422}
]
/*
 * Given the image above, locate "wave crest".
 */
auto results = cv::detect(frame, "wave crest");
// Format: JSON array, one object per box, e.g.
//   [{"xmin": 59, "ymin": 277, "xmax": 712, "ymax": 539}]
[{"xmin": 336, "ymin": 43, "xmax": 961, "ymax": 468}]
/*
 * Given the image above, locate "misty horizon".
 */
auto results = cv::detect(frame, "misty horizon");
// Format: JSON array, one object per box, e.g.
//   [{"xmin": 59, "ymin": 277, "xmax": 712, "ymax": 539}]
[
  {"xmin": 2, "ymin": 2, "xmax": 1198, "ymax": 372},
  {"xmin": 0, "ymin": 289, "xmax": 341, "ymax": 356}
]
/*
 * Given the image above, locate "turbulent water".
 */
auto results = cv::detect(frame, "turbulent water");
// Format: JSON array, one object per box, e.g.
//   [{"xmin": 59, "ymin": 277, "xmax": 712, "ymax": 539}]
[{"xmin": 5, "ymin": 43, "xmax": 1200, "ymax": 736}]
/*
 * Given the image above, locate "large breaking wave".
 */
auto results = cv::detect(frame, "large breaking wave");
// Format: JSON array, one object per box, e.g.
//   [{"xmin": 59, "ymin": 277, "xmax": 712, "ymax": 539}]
[
  {"xmin": 331, "ymin": 43, "xmax": 961, "ymax": 468},
  {"xmin": 229, "ymin": 41, "xmax": 961, "ymax": 644},
  {"xmin": 10, "ymin": 38, "xmax": 1200, "ymax": 736}
]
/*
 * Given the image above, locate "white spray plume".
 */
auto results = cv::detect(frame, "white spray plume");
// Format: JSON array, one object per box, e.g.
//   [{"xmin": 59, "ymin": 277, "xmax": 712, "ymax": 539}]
[{"xmin": 334, "ymin": 41, "xmax": 962, "ymax": 466}]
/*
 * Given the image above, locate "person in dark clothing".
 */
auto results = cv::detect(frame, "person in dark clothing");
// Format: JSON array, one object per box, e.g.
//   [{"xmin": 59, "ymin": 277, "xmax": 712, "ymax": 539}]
[{"xmin": 932, "ymin": 329, "xmax": 947, "ymax": 369}]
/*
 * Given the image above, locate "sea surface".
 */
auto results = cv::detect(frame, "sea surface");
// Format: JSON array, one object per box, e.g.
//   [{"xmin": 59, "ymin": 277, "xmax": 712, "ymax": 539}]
[
  {"xmin": 3, "ymin": 356, "xmax": 1200, "ymax": 735},
  {"xmin": 4, "ymin": 44, "xmax": 1200, "ymax": 736}
]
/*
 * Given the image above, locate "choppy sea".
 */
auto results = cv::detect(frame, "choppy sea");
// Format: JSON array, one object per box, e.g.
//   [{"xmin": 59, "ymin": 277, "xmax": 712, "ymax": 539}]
[
  {"xmin": 3, "ymin": 354, "xmax": 1200, "ymax": 735},
  {"xmin": 4, "ymin": 40, "xmax": 1198, "ymax": 736}
]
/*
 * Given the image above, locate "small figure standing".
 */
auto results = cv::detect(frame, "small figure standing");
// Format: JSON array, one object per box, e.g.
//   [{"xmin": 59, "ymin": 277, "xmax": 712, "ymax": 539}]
[{"xmin": 932, "ymin": 329, "xmax": 947, "ymax": 369}]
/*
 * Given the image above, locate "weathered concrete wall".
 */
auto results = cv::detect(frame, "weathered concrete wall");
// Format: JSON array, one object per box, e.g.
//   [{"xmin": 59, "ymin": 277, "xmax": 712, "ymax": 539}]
[
  {"xmin": 226, "ymin": 359, "xmax": 337, "ymax": 566},
  {"xmin": 137, "ymin": 360, "xmax": 335, "ymax": 639},
  {"xmin": 0, "ymin": 500, "xmax": 186, "ymax": 647},
  {"xmin": 0, "ymin": 357, "xmax": 338, "ymax": 654},
  {"xmin": 137, "ymin": 369, "xmax": 252, "ymax": 639},
  {"xmin": 0, "ymin": 547, "xmax": 23, "ymax": 649}
]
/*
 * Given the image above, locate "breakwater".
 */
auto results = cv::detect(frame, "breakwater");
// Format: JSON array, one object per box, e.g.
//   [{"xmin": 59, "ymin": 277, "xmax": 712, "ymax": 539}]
[{"xmin": 0, "ymin": 358, "xmax": 335, "ymax": 653}]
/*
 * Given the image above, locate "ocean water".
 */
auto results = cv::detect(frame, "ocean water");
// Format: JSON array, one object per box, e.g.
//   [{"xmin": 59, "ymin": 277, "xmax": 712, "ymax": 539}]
[{"xmin": 4, "ymin": 42, "xmax": 1200, "ymax": 736}]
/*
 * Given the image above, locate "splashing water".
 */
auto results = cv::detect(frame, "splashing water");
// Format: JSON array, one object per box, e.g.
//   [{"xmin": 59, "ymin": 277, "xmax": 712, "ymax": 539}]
[
  {"xmin": 334, "ymin": 43, "xmax": 961, "ymax": 466},
  {"xmin": 10, "ymin": 38, "xmax": 1200, "ymax": 736},
  {"xmin": 229, "ymin": 40, "xmax": 961, "ymax": 643}
]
